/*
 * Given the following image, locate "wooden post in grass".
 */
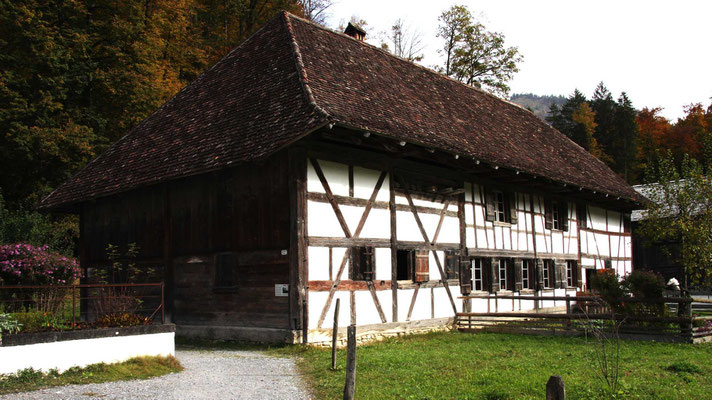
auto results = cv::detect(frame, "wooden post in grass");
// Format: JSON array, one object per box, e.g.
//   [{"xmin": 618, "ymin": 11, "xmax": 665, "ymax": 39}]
[
  {"xmin": 343, "ymin": 324, "xmax": 356, "ymax": 400},
  {"xmin": 546, "ymin": 375, "xmax": 565, "ymax": 400},
  {"xmin": 332, "ymin": 298, "xmax": 340, "ymax": 370}
]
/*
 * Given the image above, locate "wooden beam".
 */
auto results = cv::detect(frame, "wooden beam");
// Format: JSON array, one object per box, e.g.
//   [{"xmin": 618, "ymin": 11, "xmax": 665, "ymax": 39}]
[
  {"xmin": 289, "ymin": 148, "xmax": 308, "ymax": 342},
  {"xmin": 367, "ymin": 281, "xmax": 388, "ymax": 323},
  {"xmin": 406, "ymin": 284, "xmax": 420, "ymax": 321},
  {"xmin": 390, "ymin": 171, "xmax": 398, "ymax": 322},
  {"xmin": 310, "ymin": 158, "xmax": 352, "ymax": 238}
]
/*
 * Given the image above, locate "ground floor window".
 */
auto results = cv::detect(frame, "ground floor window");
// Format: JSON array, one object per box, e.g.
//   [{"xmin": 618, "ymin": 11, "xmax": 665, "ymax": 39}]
[
  {"xmin": 522, "ymin": 259, "xmax": 535, "ymax": 290},
  {"xmin": 396, "ymin": 249, "xmax": 429, "ymax": 282},
  {"xmin": 543, "ymin": 259, "xmax": 555, "ymax": 289},
  {"xmin": 472, "ymin": 258, "xmax": 484, "ymax": 291},
  {"xmin": 498, "ymin": 259, "xmax": 509, "ymax": 290},
  {"xmin": 566, "ymin": 260, "xmax": 578, "ymax": 287}
]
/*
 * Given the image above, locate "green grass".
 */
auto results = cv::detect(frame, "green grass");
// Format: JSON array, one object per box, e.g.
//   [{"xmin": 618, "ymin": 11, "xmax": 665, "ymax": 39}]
[
  {"xmin": 269, "ymin": 331, "xmax": 712, "ymax": 400},
  {"xmin": 0, "ymin": 355, "xmax": 183, "ymax": 395}
]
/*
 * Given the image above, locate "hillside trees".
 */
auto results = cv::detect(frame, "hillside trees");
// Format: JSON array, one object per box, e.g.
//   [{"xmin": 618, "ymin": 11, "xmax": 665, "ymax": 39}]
[{"xmin": 0, "ymin": 0, "xmax": 309, "ymax": 254}]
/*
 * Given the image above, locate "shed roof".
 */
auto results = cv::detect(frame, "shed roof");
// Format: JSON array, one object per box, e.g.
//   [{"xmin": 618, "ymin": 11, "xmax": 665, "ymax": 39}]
[{"xmin": 40, "ymin": 12, "xmax": 642, "ymax": 210}]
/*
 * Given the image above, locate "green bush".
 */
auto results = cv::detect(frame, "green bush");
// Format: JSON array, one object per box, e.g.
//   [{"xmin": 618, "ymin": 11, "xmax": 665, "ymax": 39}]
[
  {"xmin": 622, "ymin": 270, "xmax": 665, "ymax": 299},
  {"xmin": 0, "ymin": 313, "xmax": 22, "ymax": 342},
  {"xmin": 590, "ymin": 270, "xmax": 626, "ymax": 311},
  {"xmin": 10, "ymin": 311, "xmax": 67, "ymax": 332}
]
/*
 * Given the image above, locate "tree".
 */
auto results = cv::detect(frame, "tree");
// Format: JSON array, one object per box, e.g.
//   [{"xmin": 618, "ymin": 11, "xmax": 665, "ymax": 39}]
[
  {"xmin": 639, "ymin": 153, "xmax": 712, "ymax": 290},
  {"xmin": 610, "ymin": 92, "xmax": 638, "ymax": 182},
  {"xmin": 547, "ymin": 90, "xmax": 610, "ymax": 163},
  {"xmin": 635, "ymin": 107, "xmax": 671, "ymax": 181},
  {"xmin": 435, "ymin": 4, "xmax": 522, "ymax": 97},
  {"xmin": 381, "ymin": 19, "xmax": 424, "ymax": 62},
  {"xmin": 298, "ymin": 0, "xmax": 332, "ymax": 25}
]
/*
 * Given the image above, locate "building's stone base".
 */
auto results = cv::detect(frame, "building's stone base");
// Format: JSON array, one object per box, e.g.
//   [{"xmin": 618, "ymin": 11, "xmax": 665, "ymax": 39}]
[{"xmin": 308, "ymin": 317, "xmax": 455, "ymax": 347}]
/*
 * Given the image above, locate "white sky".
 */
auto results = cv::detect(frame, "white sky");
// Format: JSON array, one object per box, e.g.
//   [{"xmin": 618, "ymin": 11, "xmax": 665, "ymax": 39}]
[{"xmin": 324, "ymin": 0, "xmax": 712, "ymax": 121}]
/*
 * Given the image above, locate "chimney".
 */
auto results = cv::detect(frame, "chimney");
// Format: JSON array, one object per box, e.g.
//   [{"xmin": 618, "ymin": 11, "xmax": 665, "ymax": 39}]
[{"xmin": 344, "ymin": 22, "xmax": 366, "ymax": 41}]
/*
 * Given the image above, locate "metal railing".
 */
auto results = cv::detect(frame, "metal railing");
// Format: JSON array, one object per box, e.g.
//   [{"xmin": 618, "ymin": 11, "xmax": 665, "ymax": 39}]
[{"xmin": 0, "ymin": 283, "xmax": 164, "ymax": 332}]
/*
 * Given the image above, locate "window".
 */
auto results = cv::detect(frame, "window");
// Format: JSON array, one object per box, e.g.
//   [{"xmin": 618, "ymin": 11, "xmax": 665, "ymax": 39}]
[
  {"xmin": 566, "ymin": 260, "xmax": 577, "ymax": 287},
  {"xmin": 445, "ymin": 251, "xmax": 458, "ymax": 280},
  {"xmin": 214, "ymin": 253, "xmax": 238, "ymax": 291},
  {"xmin": 351, "ymin": 246, "xmax": 375, "ymax": 281},
  {"xmin": 577, "ymin": 203, "xmax": 587, "ymax": 228},
  {"xmin": 396, "ymin": 249, "xmax": 429, "ymax": 282},
  {"xmin": 545, "ymin": 199, "xmax": 568, "ymax": 231},
  {"xmin": 472, "ymin": 258, "xmax": 484, "ymax": 291},
  {"xmin": 498, "ymin": 259, "xmax": 509, "ymax": 290},
  {"xmin": 396, "ymin": 250, "xmax": 413, "ymax": 281},
  {"xmin": 552, "ymin": 201, "xmax": 561, "ymax": 230},
  {"xmin": 522, "ymin": 259, "xmax": 535, "ymax": 290},
  {"xmin": 543, "ymin": 259, "xmax": 555, "ymax": 289},
  {"xmin": 494, "ymin": 191, "xmax": 507, "ymax": 222},
  {"xmin": 485, "ymin": 189, "xmax": 517, "ymax": 225}
]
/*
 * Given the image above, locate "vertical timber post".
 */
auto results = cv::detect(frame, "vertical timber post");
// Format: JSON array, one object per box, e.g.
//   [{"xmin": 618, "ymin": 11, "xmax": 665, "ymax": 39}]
[
  {"xmin": 546, "ymin": 375, "xmax": 566, "ymax": 400},
  {"xmin": 389, "ymin": 170, "xmax": 398, "ymax": 322},
  {"xmin": 163, "ymin": 184, "xmax": 174, "ymax": 323},
  {"xmin": 343, "ymin": 324, "xmax": 357, "ymax": 400},
  {"xmin": 289, "ymin": 148, "xmax": 308, "ymax": 343},
  {"xmin": 332, "ymin": 298, "xmax": 340, "ymax": 370}
]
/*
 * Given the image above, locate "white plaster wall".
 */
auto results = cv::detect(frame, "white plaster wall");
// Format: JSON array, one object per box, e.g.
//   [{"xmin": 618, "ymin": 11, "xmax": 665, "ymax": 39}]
[{"xmin": 0, "ymin": 332, "xmax": 175, "ymax": 374}]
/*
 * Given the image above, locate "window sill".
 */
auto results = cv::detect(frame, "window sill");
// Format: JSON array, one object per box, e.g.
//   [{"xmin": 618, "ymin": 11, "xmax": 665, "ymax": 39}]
[{"xmin": 492, "ymin": 221, "xmax": 512, "ymax": 228}]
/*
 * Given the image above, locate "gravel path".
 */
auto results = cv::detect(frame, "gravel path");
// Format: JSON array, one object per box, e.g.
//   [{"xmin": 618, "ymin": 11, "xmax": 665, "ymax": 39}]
[{"xmin": 2, "ymin": 350, "xmax": 312, "ymax": 400}]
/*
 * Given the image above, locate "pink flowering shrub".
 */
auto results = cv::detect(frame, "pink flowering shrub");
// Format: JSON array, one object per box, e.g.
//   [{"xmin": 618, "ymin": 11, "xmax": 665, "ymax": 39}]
[{"xmin": 0, "ymin": 243, "xmax": 82, "ymax": 286}]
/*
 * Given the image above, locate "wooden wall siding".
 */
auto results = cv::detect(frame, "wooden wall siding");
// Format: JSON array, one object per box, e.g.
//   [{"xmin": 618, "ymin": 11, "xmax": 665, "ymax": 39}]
[{"xmin": 81, "ymin": 152, "xmax": 293, "ymax": 330}]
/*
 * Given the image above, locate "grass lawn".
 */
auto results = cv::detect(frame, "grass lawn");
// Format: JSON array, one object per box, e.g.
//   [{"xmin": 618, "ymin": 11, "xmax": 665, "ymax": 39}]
[
  {"xmin": 0, "ymin": 356, "xmax": 182, "ymax": 395},
  {"xmin": 271, "ymin": 331, "xmax": 712, "ymax": 400}
]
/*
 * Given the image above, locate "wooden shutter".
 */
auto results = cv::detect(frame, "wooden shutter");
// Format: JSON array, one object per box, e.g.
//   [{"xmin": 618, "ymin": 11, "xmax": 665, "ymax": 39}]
[
  {"xmin": 509, "ymin": 192, "xmax": 518, "ymax": 225},
  {"xmin": 535, "ymin": 259, "xmax": 544, "ymax": 290},
  {"xmin": 576, "ymin": 262, "xmax": 583, "ymax": 288},
  {"xmin": 414, "ymin": 250, "xmax": 429, "ymax": 282},
  {"xmin": 555, "ymin": 259, "xmax": 567, "ymax": 289},
  {"xmin": 445, "ymin": 251, "xmax": 458, "ymax": 280},
  {"xmin": 544, "ymin": 199, "xmax": 553, "ymax": 230},
  {"xmin": 484, "ymin": 188, "xmax": 496, "ymax": 222},
  {"xmin": 214, "ymin": 253, "xmax": 238, "ymax": 289},
  {"xmin": 623, "ymin": 214, "xmax": 631, "ymax": 233},
  {"xmin": 363, "ymin": 247, "xmax": 375, "ymax": 281},
  {"xmin": 577, "ymin": 203, "xmax": 587, "ymax": 228},
  {"xmin": 459, "ymin": 258, "xmax": 472, "ymax": 294},
  {"xmin": 560, "ymin": 202, "xmax": 569, "ymax": 232},
  {"xmin": 489, "ymin": 258, "xmax": 499, "ymax": 292},
  {"xmin": 514, "ymin": 259, "xmax": 523, "ymax": 291}
]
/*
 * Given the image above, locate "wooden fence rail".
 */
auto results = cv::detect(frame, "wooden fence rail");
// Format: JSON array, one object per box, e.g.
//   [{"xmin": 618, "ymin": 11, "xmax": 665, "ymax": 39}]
[{"xmin": 456, "ymin": 294, "xmax": 712, "ymax": 343}]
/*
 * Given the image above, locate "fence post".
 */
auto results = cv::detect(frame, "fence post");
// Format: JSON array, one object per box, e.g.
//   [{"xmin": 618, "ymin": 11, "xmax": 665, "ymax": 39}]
[
  {"xmin": 72, "ymin": 284, "xmax": 76, "ymax": 329},
  {"xmin": 332, "ymin": 298, "xmax": 341, "ymax": 370},
  {"xmin": 565, "ymin": 294, "xmax": 571, "ymax": 315},
  {"xmin": 546, "ymin": 375, "xmax": 565, "ymax": 400},
  {"xmin": 343, "ymin": 324, "xmax": 357, "ymax": 400}
]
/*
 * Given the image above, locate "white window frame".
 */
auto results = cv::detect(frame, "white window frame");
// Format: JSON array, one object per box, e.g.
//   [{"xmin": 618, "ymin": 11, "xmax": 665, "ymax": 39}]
[
  {"xmin": 543, "ymin": 260, "xmax": 552, "ymax": 289},
  {"xmin": 522, "ymin": 260, "xmax": 530, "ymax": 290},
  {"xmin": 566, "ymin": 260, "xmax": 576, "ymax": 287},
  {"xmin": 471, "ymin": 259, "xmax": 483, "ymax": 291},
  {"xmin": 499, "ymin": 259, "xmax": 508, "ymax": 291},
  {"xmin": 494, "ymin": 191, "xmax": 507, "ymax": 222},
  {"xmin": 552, "ymin": 201, "xmax": 561, "ymax": 230}
]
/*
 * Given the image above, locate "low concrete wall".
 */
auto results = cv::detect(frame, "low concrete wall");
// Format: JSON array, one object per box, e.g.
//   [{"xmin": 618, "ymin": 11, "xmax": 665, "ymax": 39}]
[
  {"xmin": 0, "ymin": 324, "xmax": 175, "ymax": 375},
  {"xmin": 177, "ymin": 324, "xmax": 299, "ymax": 344}
]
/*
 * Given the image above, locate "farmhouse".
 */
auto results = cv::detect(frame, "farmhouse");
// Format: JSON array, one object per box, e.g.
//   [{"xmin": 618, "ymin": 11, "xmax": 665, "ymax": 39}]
[{"xmin": 40, "ymin": 12, "xmax": 643, "ymax": 343}]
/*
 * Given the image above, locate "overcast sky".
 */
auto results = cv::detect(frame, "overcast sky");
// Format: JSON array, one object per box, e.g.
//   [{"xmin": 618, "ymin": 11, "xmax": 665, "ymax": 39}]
[{"xmin": 323, "ymin": 0, "xmax": 712, "ymax": 121}]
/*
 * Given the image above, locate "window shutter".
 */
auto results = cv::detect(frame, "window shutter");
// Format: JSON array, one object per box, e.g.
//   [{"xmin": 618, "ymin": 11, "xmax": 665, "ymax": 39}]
[
  {"xmin": 555, "ymin": 259, "xmax": 566, "ymax": 288},
  {"xmin": 576, "ymin": 263, "xmax": 584, "ymax": 288},
  {"xmin": 577, "ymin": 203, "xmax": 587, "ymax": 228},
  {"xmin": 535, "ymin": 259, "xmax": 544, "ymax": 291},
  {"xmin": 364, "ymin": 247, "xmax": 375, "ymax": 281},
  {"xmin": 560, "ymin": 202, "xmax": 569, "ymax": 232},
  {"xmin": 514, "ymin": 259, "xmax": 523, "ymax": 291},
  {"xmin": 544, "ymin": 199, "xmax": 553, "ymax": 230},
  {"xmin": 414, "ymin": 250, "xmax": 429, "ymax": 282},
  {"xmin": 484, "ymin": 188, "xmax": 496, "ymax": 222},
  {"xmin": 350, "ymin": 248, "xmax": 360, "ymax": 280},
  {"xmin": 489, "ymin": 258, "xmax": 499, "ymax": 292},
  {"xmin": 459, "ymin": 258, "xmax": 472, "ymax": 294},
  {"xmin": 445, "ymin": 251, "xmax": 458, "ymax": 280},
  {"xmin": 509, "ymin": 192, "xmax": 518, "ymax": 225}
]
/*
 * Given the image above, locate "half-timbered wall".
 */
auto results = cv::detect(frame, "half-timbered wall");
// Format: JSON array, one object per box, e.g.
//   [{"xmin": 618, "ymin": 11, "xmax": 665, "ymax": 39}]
[{"xmin": 304, "ymin": 157, "xmax": 633, "ymax": 341}]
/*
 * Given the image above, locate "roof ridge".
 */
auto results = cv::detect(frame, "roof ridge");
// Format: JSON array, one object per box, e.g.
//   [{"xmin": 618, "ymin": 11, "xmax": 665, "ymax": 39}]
[
  {"xmin": 284, "ymin": 12, "xmax": 532, "ymax": 114},
  {"xmin": 283, "ymin": 12, "xmax": 330, "ymax": 119}
]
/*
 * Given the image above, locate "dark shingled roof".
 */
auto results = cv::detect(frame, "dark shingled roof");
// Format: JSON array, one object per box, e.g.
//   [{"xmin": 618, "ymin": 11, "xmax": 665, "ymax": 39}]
[{"xmin": 40, "ymin": 12, "xmax": 641, "ymax": 210}]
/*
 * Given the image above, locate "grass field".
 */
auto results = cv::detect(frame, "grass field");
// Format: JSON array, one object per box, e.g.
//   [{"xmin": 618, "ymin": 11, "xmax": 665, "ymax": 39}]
[
  {"xmin": 0, "ymin": 356, "xmax": 183, "ymax": 395},
  {"xmin": 272, "ymin": 331, "xmax": 712, "ymax": 400}
]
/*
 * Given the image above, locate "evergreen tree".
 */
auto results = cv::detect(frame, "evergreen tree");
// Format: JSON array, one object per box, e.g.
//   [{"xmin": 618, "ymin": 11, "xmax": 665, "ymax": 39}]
[
  {"xmin": 590, "ymin": 82, "xmax": 616, "ymax": 165},
  {"xmin": 611, "ymin": 92, "xmax": 638, "ymax": 182}
]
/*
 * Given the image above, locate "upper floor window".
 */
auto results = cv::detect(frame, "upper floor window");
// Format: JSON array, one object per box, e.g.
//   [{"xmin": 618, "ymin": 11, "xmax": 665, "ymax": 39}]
[
  {"xmin": 545, "ymin": 199, "xmax": 568, "ymax": 231},
  {"xmin": 485, "ymin": 188, "xmax": 518, "ymax": 225}
]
